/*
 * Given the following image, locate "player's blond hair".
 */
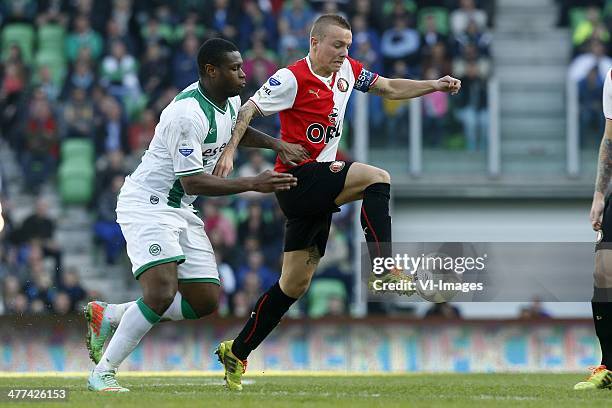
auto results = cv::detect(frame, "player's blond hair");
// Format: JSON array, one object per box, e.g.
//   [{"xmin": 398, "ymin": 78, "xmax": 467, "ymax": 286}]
[{"xmin": 310, "ymin": 14, "xmax": 351, "ymax": 39}]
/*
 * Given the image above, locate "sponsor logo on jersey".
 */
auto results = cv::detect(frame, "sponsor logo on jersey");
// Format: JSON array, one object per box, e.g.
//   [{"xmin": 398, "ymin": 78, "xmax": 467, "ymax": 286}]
[
  {"xmin": 337, "ymin": 78, "xmax": 349, "ymax": 92},
  {"xmin": 261, "ymin": 85, "xmax": 272, "ymax": 96},
  {"xmin": 149, "ymin": 243, "xmax": 162, "ymax": 256},
  {"xmin": 202, "ymin": 142, "xmax": 227, "ymax": 157},
  {"xmin": 179, "ymin": 147, "xmax": 194, "ymax": 157},
  {"xmin": 150, "ymin": 195, "xmax": 159, "ymax": 205},
  {"xmin": 306, "ymin": 123, "xmax": 339, "ymax": 144},
  {"xmin": 329, "ymin": 161, "xmax": 345, "ymax": 173},
  {"xmin": 268, "ymin": 77, "xmax": 281, "ymax": 86},
  {"xmin": 328, "ymin": 107, "xmax": 339, "ymax": 125},
  {"xmin": 308, "ymin": 89, "xmax": 321, "ymax": 98}
]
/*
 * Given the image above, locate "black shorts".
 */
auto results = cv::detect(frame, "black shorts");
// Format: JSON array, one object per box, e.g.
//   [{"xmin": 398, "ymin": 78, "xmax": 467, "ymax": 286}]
[
  {"xmin": 275, "ymin": 160, "xmax": 353, "ymax": 256},
  {"xmin": 598, "ymin": 194, "xmax": 612, "ymax": 249}
]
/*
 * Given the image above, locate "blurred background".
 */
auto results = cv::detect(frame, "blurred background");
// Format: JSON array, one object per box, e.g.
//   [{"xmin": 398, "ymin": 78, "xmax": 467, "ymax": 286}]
[{"xmin": 0, "ymin": 0, "xmax": 608, "ymax": 372}]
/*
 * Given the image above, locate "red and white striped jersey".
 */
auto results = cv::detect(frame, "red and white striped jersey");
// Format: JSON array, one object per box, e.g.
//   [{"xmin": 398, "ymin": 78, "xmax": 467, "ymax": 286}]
[{"xmin": 249, "ymin": 56, "xmax": 379, "ymax": 172}]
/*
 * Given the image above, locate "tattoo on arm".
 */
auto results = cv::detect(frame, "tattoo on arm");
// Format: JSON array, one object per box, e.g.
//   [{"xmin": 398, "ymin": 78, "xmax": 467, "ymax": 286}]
[
  {"xmin": 596, "ymin": 138, "xmax": 612, "ymax": 194},
  {"xmin": 305, "ymin": 246, "xmax": 321, "ymax": 266},
  {"xmin": 227, "ymin": 102, "xmax": 258, "ymax": 150},
  {"xmin": 239, "ymin": 126, "xmax": 279, "ymax": 150}
]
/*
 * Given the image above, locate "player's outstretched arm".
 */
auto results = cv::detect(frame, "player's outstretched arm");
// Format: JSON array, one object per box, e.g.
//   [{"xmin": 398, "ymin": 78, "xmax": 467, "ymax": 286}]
[
  {"xmin": 180, "ymin": 170, "xmax": 297, "ymax": 196},
  {"xmin": 369, "ymin": 75, "xmax": 461, "ymax": 100},
  {"xmin": 213, "ymin": 101, "xmax": 259, "ymax": 177},
  {"xmin": 239, "ymin": 126, "xmax": 310, "ymax": 167},
  {"xmin": 591, "ymin": 119, "xmax": 612, "ymax": 230}
]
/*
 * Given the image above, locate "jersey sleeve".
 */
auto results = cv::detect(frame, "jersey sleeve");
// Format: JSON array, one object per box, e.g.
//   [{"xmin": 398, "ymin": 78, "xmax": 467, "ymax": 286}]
[
  {"xmin": 348, "ymin": 56, "xmax": 379, "ymax": 93},
  {"xmin": 604, "ymin": 69, "xmax": 612, "ymax": 120},
  {"xmin": 165, "ymin": 115, "xmax": 205, "ymax": 177},
  {"xmin": 249, "ymin": 68, "xmax": 298, "ymax": 116}
]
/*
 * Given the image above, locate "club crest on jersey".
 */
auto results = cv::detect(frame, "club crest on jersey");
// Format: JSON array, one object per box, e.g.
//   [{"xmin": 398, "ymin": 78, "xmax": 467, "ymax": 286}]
[
  {"xmin": 329, "ymin": 161, "xmax": 345, "ymax": 173},
  {"xmin": 149, "ymin": 243, "xmax": 162, "ymax": 256},
  {"xmin": 337, "ymin": 78, "xmax": 348, "ymax": 92},
  {"xmin": 268, "ymin": 77, "xmax": 281, "ymax": 86},
  {"xmin": 150, "ymin": 195, "xmax": 159, "ymax": 205},
  {"xmin": 328, "ymin": 107, "xmax": 339, "ymax": 125}
]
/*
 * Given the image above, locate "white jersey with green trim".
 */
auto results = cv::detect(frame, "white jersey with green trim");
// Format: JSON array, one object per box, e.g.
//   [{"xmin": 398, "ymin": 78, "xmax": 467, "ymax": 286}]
[{"xmin": 116, "ymin": 81, "xmax": 240, "ymax": 223}]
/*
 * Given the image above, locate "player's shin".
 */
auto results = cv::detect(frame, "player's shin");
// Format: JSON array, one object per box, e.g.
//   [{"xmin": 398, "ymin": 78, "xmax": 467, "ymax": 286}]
[
  {"xmin": 360, "ymin": 182, "xmax": 392, "ymax": 263},
  {"xmin": 593, "ymin": 287, "xmax": 612, "ymax": 367},
  {"xmin": 231, "ymin": 282, "xmax": 297, "ymax": 360}
]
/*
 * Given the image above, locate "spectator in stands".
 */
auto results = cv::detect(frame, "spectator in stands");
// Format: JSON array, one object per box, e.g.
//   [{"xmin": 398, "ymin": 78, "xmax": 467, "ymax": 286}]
[
  {"xmin": 94, "ymin": 150, "xmax": 128, "ymax": 200},
  {"xmin": 381, "ymin": 15, "xmax": 421, "ymax": 70},
  {"xmin": 93, "ymin": 174, "xmax": 125, "ymax": 264},
  {"xmin": 174, "ymin": 11, "xmax": 206, "ymax": 44},
  {"xmin": 62, "ymin": 87, "xmax": 95, "ymax": 139},
  {"xmin": 36, "ymin": 0, "xmax": 68, "ymax": 27},
  {"xmin": 382, "ymin": 61, "xmax": 411, "ymax": 146},
  {"xmin": 22, "ymin": 96, "xmax": 58, "ymax": 192},
  {"xmin": 23, "ymin": 262, "xmax": 56, "ymax": 311},
  {"xmin": 238, "ymin": 0, "xmax": 277, "ymax": 50},
  {"xmin": 206, "ymin": 0, "xmax": 238, "ymax": 42},
  {"xmin": 243, "ymin": 39, "xmax": 278, "ymax": 81},
  {"xmin": 35, "ymin": 66, "xmax": 60, "ymax": 101},
  {"xmin": 518, "ymin": 297, "xmax": 551, "ymax": 319},
  {"xmin": 63, "ymin": 59, "xmax": 96, "ymax": 96},
  {"xmin": 568, "ymin": 39, "xmax": 612, "ymax": 82},
  {"xmin": 454, "ymin": 61, "xmax": 489, "ymax": 151},
  {"xmin": 2, "ymin": 0, "xmax": 37, "ymax": 24},
  {"xmin": 278, "ymin": 0, "xmax": 315, "ymax": 54},
  {"xmin": 140, "ymin": 17, "xmax": 173, "ymax": 53},
  {"xmin": 422, "ymin": 67, "xmax": 449, "ymax": 147},
  {"xmin": 238, "ymin": 201, "xmax": 267, "ymax": 245},
  {"xmin": 573, "ymin": 6, "xmax": 609, "ymax": 54},
  {"xmin": 236, "ymin": 250, "xmax": 277, "ymax": 291},
  {"xmin": 139, "ymin": 41, "xmax": 169, "ymax": 103},
  {"xmin": 59, "ymin": 266, "xmax": 88, "ymax": 311},
  {"xmin": 100, "ymin": 40, "xmax": 141, "ymax": 101},
  {"xmin": 127, "ymin": 108, "xmax": 156, "ymax": 152},
  {"xmin": 422, "ymin": 41, "xmax": 452, "ymax": 77},
  {"xmin": 420, "ymin": 14, "xmax": 448, "ymax": 60},
  {"xmin": 450, "ymin": 0, "xmax": 487, "ymax": 37},
  {"xmin": 201, "ymin": 199, "xmax": 236, "ymax": 248},
  {"xmin": 96, "ymin": 96, "xmax": 129, "ymax": 154},
  {"xmin": 453, "ymin": 43, "xmax": 491, "ymax": 79},
  {"xmin": 104, "ymin": 18, "xmax": 136, "ymax": 56},
  {"xmin": 579, "ymin": 66, "xmax": 605, "ymax": 147},
  {"xmin": 237, "ymin": 150, "xmax": 274, "ymax": 202},
  {"xmin": 2, "ymin": 275, "xmax": 23, "ymax": 314},
  {"xmin": 424, "ymin": 302, "xmax": 462, "ymax": 319},
  {"xmin": 52, "ymin": 291, "xmax": 71, "ymax": 315},
  {"xmin": 453, "ymin": 19, "xmax": 491, "ymax": 58},
  {"xmin": 171, "ymin": 34, "xmax": 199, "ymax": 91},
  {"xmin": 65, "ymin": 14, "xmax": 104, "ymax": 62},
  {"xmin": 0, "ymin": 60, "xmax": 27, "ymax": 147}
]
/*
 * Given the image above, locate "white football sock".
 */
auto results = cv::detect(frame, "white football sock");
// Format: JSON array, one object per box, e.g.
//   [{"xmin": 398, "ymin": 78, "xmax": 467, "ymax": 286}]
[
  {"xmin": 95, "ymin": 300, "xmax": 160, "ymax": 373},
  {"xmin": 160, "ymin": 292, "xmax": 185, "ymax": 321},
  {"xmin": 104, "ymin": 301, "xmax": 135, "ymax": 326},
  {"xmin": 104, "ymin": 292, "xmax": 187, "ymax": 326}
]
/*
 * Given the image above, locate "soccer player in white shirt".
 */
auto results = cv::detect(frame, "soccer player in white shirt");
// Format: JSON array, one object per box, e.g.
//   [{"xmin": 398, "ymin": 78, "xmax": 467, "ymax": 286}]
[{"xmin": 85, "ymin": 38, "xmax": 307, "ymax": 392}]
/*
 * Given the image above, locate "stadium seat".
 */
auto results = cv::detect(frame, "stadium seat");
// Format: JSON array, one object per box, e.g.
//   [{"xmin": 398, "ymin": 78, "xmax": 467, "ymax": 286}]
[
  {"xmin": 58, "ymin": 160, "xmax": 94, "ymax": 204},
  {"xmin": 60, "ymin": 139, "xmax": 95, "ymax": 164},
  {"xmin": 35, "ymin": 50, "xmax": 67, "ymax": 86},
  {"xmin": 568, "ymin": 7, "xmax": 587, "ymax": 33},
  {"xmin": 417, "ymin": 7, "xmax": 450, "ymax": 35},
  {"xmin": 1, "ymin": 23, "xmax": 35, "ymax": 62},
  {"xmin": 307, "ymin": 278, "xmax": 347, "ymax": 318},
  {"xmin": 37, "ymin": 24, "xmax": 66, "ymax": 54}
]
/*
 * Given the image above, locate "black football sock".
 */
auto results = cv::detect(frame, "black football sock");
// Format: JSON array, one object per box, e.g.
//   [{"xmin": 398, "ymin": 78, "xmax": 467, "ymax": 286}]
[
  {"xmin": 232, "ymin": 282, "xmax": 297, "ymax": 360},
  {"xmin": 592, "ymin": 287, "xmax": 612, "ymax": 367},
  {"xmin": 360, "ymin": 183, "xmax": 392, "ymax": 263}
]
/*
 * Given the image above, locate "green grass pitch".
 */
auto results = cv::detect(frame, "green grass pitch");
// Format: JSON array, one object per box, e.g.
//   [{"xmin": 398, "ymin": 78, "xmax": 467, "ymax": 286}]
[{"xmin": 0, "ymin": 372, "xmax": 609, "ymax": 407}]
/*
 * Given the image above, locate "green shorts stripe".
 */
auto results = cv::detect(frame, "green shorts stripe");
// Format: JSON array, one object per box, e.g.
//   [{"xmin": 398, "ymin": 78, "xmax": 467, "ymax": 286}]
[
  {"xmin": 136, "ymin": 297, "xmax": 161, "ymax": 324},
  {"xmin": 134, "ymin": 255, "xmax": 186, "ymax": 279},
  {"xmin": 177, "ymin": 277, "xmax": 221, "ymax": 285}
]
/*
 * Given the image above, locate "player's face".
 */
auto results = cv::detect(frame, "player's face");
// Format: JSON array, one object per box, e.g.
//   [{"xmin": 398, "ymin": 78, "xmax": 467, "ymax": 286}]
[
  {"xmin": 312, "ymin": 25, "xmax": 352, "ymax": 74},
  {"xmin": 217, "ymin": 51, "xmax": 246, "ymax": 97}
]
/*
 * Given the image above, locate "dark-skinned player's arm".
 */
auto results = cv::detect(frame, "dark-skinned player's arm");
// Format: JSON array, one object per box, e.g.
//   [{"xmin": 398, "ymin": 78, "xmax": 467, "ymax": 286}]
[
  {"xmin": 213, "ymin": 101, "xmax": 259, "ymax": 177},
  {"xmin": 238, "ymin": 125, "xmax": 310, "ymax": 167},
  {"xmin": 180, "ymin": 170, "xmax": 296, "ymax": 196},
  {"xmin": 591, "ymin": 119, "xmax": 612, "ymax": 231},
  {"xmin": 369, "ymin": 75, "xmax": 462, "ymax": 99}
]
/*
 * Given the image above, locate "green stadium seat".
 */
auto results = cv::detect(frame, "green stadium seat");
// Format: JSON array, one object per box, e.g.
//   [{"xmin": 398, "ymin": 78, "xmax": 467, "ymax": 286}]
[
  {"xmin": 1, "ymin": 23, "xmax": 35, "ymax": 62},
  {"xmin": 418, "ymin": 7, "xmax": 450, "ymax": 36},
  {"xmin": 38, "ymin": 24, "xmax": 66, "ymax": 54},
  {"xmin": 569, "ymin": 7, "xmax": 587, "ymax": 33},
  {"xmin": 35, "ymin": 50, "xmax": 67, "ymax": 86},
  {"xmin": 307, "ymin": 279, "xmax": 347, "ymax": 318},
  {"xmin": 61, "ymin": 139, "xmax": 95, "ymax": 164},
  {"xmin": 58, "ymin": 160, "xmax": 94, "ymax": 204}
]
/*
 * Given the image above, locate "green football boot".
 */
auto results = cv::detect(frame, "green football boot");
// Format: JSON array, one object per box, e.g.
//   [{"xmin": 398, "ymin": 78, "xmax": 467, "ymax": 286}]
[
  {"xmin": 215, "ymin": 340, "xmax": 247, "ymax": 391},
  {"xmin": 573, "ymin": 365, "xmax": 612, "ymax": 390},
  {"xmin": 87, "ymin": 369, "xmax": 129, "ymax": 392},
  {"xmin": 85, "ymin": 301, "xmax": 115, "ymax": 364},
  {"xmin": 368, "ymin": 267, "xmax": 415, "ymax": 296}
]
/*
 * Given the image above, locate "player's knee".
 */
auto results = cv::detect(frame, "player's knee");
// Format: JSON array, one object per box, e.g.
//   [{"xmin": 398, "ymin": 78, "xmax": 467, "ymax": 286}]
[
  {"xmin": 190, "ymin": 297, "xmax": 218, "ymax": 318},
  {"xmin": 284, "ymin": 276, "xmax": 312, "ymax": 298},
  {"xmin": 143, "ymin": 288, "xmax": 177, "ymax": 315},
  {"xmin": 373, "ymin": 168, "xmax": 391, "ymax": 185}
]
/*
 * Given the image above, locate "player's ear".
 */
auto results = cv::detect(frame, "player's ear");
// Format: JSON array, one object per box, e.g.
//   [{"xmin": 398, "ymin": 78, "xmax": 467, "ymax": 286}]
[{"xmin": 204, "ymin": 63, "xmax": 216, "ymax": 78}]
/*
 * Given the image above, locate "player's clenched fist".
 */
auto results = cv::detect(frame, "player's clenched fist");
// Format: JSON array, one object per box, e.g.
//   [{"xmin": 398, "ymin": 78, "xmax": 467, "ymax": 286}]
[
  {"xmin": 435, "ymin": 75, "xmax": 461, "ymax": 95},
  {"xmin": 252, "ymin": 170, "xmax": 298, "ymax": 193}
]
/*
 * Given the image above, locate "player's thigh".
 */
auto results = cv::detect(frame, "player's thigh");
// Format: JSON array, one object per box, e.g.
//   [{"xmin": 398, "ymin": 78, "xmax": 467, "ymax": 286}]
[
  {"xmin": 178, "ymin": 282, "xmax": 220, "ymax": 317},
  {"xmin": 334, "ymin": 162, "xmax": 391, "ymax": 206},
  {"xmin": 279, "ymin": 247, "xmax": 321, "ymax": 298}
]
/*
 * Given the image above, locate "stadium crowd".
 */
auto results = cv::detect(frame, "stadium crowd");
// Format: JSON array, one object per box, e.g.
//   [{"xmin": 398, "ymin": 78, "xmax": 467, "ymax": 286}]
[{"xmin": 0, "ymin": 0, "xmax": 492, "ymax": 317}]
